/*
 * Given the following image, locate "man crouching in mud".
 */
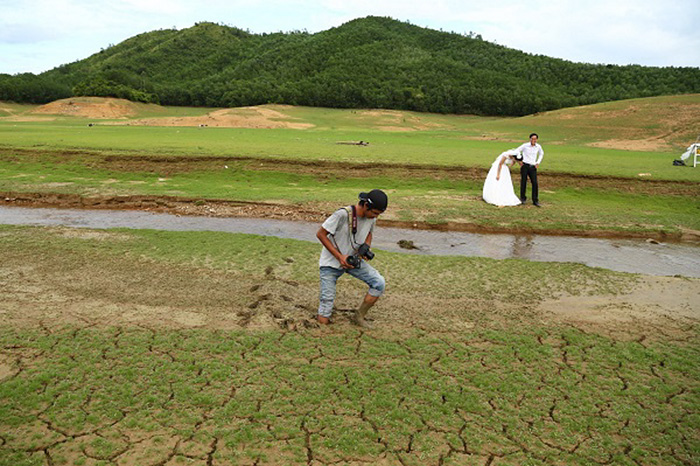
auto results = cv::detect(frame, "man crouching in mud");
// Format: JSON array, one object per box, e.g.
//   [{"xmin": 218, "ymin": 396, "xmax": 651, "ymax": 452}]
[{"xmin": 315, "ymin": 189, "xmax": 388, "ymax": 328}]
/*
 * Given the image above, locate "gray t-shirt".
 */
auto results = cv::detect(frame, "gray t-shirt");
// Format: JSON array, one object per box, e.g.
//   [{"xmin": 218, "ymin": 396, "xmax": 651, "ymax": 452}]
[{"xmin": 319, "ymin": 207, "xmax": 376, "ymax": 268}]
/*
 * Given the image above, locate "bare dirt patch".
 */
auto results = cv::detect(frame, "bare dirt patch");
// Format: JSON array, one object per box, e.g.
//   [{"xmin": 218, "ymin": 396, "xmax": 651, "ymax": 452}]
[
  {"xmin": 376, "ymin": 125, "xmax": 417, "ymax": 132},
  {"xmin": 539, "ymin": 276, "xmax": 700, "ymax": 340},
  {"xmin": 359, "ymin": 109, "xmax": 448, "ymax": 131},
  {"xmin": 588, "ymin": 137, "xmax": 671, "ymax": 152},
  {"xmin": 32, "ymin": 97, "xmax": 141, "ymax": 119},
  {"xmin": 1, "ymin": 226, "xmax": 697, "ymax": 342},
  {"xmin": 116, "ymin": 105, "xmax": 315, "ymax": 129},
  {"xmin": 56, "ymin": 229, "xmax": 133, "ymax": 242}
]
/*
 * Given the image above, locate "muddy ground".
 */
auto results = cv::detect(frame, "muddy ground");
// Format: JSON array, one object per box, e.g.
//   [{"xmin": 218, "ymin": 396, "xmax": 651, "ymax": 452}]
[
  {"xmin": 3, "ymin": 99, "xmax": 699, "ymax": 466},
  {"xmin": 4, "ymin": 148, "xmax": 700, "ymax": 241},
  {"xmin": 0, "ymin": 225, "xmax": 697, "ymax": 344},
  {"xmin": 2, "ymin": 149, "xmax": 699, "ymax": 338}
]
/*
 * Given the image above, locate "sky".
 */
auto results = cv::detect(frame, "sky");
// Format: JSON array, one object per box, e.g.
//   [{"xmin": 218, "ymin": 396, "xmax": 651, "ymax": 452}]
[{"xmin": 1, "ymin": 0, "xmax": 699, "ymax": 75}]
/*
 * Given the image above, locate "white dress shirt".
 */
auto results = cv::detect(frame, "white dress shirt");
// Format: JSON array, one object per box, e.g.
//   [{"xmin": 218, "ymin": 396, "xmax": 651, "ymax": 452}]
[{"xmin": 517, "ymin": 142, "xmax": 544, "ymax": 165}]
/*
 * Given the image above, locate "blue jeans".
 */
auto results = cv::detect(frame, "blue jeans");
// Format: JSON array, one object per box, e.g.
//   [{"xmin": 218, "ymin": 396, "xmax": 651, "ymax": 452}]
[{"xmin": 318, "ymin": 263, "xmax": 386, "ymax": 318}]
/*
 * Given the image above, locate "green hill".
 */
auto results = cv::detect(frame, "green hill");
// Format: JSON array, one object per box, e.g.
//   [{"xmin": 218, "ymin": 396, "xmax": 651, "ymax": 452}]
[{"xmin": 1, "ymin": 16, "xmax": 699, "ymax": 116}]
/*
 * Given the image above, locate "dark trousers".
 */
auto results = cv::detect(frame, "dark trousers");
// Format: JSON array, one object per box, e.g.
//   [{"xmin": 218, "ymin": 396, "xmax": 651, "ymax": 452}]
[{"xmin": 520, "ymin": 163, "xmax": 538, "ymax": 203}]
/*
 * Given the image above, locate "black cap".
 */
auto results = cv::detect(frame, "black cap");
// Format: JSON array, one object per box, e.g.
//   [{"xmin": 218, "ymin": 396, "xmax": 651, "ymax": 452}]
[{"xmin": 359, "ymin": 189, "xmax": 388, "ymax": 211}]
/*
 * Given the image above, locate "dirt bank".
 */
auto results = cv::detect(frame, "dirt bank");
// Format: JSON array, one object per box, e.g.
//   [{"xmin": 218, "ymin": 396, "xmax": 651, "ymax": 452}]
[
  {"xmin": 3, "ymin": 148, "xmax": 700, "ymax": 242},
  {"xmin": 5, "ymin": 147, "xmax": 698, "ymax": 196},
  {"xmin": 4, "ymin": 191, "xmax": 700, "ymax": 243}
]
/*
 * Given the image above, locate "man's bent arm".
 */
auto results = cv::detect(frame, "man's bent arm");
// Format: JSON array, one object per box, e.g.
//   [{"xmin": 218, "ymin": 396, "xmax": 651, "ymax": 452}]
[{"xmin": 317, "ymin": 227, "xmax": 351, "ymax": 268}]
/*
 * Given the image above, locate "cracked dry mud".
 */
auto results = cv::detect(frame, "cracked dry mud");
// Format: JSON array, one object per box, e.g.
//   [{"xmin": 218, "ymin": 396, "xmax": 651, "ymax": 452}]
[
  {"xmin": 0, "ymin": 226, "xmax": 698, "ymax": 466},
  {"xmin": 1, "ymin": 325, "xmax": 698, "ymax": 466}
]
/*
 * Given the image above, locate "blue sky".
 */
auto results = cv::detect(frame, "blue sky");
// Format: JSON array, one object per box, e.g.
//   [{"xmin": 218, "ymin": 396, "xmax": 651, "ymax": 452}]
[{"xmin": 1, "ymin": 0, "xmax": 699, "ymax": 75}]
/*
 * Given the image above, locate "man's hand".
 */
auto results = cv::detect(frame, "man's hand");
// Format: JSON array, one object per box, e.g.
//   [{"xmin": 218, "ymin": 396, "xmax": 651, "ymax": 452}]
[{"xmin": 338, "ymin": 254, "xmax": 354, "ymax": 269}]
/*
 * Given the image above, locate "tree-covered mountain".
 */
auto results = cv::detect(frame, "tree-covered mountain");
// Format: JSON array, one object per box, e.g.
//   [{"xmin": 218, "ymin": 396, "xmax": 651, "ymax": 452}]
[{"xmin": 1, "ymin": 16, "xmax": 699, "ymax": 116}]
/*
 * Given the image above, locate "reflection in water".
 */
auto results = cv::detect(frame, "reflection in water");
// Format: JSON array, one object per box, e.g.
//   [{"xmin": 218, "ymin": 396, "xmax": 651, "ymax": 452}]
[
  {"xmin": 511, "ymin": 235, "xmax": 535, "ymax": 259},
  {"xmin": 1, "ymin": 206, "xmax": 700, "ymax": 278}
]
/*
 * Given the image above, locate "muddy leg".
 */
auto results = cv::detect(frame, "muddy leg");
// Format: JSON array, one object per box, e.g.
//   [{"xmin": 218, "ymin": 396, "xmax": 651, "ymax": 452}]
[{"xmin": 354, "ymin": 294, "xmax": 378, "ymax": 328}]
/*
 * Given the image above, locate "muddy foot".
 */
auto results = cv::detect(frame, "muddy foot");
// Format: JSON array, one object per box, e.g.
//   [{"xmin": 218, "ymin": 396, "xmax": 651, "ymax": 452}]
[{"xmin": 353, "ymin": 315, "xmax": 374, "ymax": 329}]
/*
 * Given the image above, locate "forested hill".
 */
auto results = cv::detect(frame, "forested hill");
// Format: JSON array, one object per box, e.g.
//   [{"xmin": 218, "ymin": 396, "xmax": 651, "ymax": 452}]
[{"xmin": 2, "ymin": 16, "xmax": 699, "ymax": 116}]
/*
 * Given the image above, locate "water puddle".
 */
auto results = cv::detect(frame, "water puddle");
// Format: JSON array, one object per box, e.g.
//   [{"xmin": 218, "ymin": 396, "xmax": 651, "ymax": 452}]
[{"xmin": 2, "ymin": 206, "xmax": 699, "ymax": 278}]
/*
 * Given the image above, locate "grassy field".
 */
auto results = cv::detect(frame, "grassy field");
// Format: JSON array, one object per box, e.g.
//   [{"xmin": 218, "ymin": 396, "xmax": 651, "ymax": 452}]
[
  {"xmin": 1, "ymin": 107, "xmax": 699, "ymax": 179},
  {"xmin": 0, "ymin": 225, "xmax": 697, "ymax": 466},
  {"xmin": 1, "ymin": 95, "xmax": 699, "ymax": 238},
  {"xmin": 0, "ymin": 97, "xmax": 698, "ymax": 465}
]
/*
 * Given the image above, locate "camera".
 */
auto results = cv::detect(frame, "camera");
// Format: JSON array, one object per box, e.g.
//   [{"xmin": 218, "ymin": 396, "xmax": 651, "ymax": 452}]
[{"xmin": 347, "ymin": 243, "xmax": 374, "ymax": 268}]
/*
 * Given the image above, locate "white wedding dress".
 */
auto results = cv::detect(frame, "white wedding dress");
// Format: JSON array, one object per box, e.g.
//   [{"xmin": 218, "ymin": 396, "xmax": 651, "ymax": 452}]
[{"xmin": 482, "ymin": 150, "xmax": 522, "ymax": 206}]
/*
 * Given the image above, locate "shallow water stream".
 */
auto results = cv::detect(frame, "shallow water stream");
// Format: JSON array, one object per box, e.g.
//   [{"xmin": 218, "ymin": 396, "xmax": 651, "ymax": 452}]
[{"xmin": 2, "ymin": 206, "xmax": 699, "ymax": 278}]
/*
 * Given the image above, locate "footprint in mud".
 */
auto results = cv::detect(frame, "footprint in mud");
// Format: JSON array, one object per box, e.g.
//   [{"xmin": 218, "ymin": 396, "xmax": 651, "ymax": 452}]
[
  {"xmin": 237, "ymin": 310, "xmax": 253, "ymax": 327},
  {"xmin": 278, "ymin": 317, "xmax": 319, "ymax": 331},
  {"xmin": 244, "ymin": 264, "xmax": 316, "ymax": 330},
  {"xmin": 248, "ymin": 293, "xmax": 270, "ymax": 310}
]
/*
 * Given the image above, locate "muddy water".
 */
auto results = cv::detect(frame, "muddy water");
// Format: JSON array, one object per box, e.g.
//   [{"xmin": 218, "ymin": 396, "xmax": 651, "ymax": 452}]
[{"xmin": 2, "ymin": 206, "xmax": 700, "ymax": 278}]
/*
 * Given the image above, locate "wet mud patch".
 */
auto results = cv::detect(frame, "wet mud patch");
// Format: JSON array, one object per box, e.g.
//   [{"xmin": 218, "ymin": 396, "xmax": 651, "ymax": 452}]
[
  {"xmin": 0, "ymin": 225, "xmax": 697, "ymax": 341},
  {"xmin": 1, "ymin": 225, "xmax": 698, "ymax": 465},
  {"xmin": 4, "ymin": 190, "xmax": 700, "ymax": 242},
  {"xmin": 539, "ymin": 276, "xmax": 700, "ymax": 342}
]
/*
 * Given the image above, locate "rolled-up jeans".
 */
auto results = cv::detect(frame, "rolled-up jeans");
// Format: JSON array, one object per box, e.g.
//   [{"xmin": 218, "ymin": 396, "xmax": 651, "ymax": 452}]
[{"xmin": 318, "ymin": 262, "xmax": 386, "ymax": 318}]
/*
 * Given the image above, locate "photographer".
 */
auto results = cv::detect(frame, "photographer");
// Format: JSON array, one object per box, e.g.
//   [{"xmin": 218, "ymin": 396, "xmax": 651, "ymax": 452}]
[{"xmin": 315, "ymin": 189, "xmax": 388, "ymax": 328}]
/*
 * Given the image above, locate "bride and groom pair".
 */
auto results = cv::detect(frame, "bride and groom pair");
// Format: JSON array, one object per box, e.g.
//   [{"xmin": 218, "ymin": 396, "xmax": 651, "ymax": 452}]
[{"xmin": 483, "ymin": 133, "xmax": 543, "ymax": 207}]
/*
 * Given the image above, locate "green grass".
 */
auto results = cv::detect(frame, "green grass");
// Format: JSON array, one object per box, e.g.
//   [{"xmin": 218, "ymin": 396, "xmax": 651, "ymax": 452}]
[
  {"xmin": 1, "ymin": 96, "xmax": 699, "ymax": 237},
  {"xmin": 0, "ymin": 102, "xmax": 37, "ymax": 117},
  {"xmin": 1, "ymin": 326, "xmax": 697, "ymax": 465},
  {"xmin": 0, "ymin": 224, "xmax": 635, "ymax": 300},
  {"xmin": 0, "ymin": 122, "xmax": 697, "ymax": 179},
  {"xmin": 2, "ymin": 153, "xmax": 698, "ymax": 235},
  {"xmin": 1, "ymin": 93, "xmax": 698, "ymax": 465},
  {"xmin": 1, "ymin": 225, "xmax": 696, "ymax": 465},
  {"xmin": 2, "ymin": 97, "xmax": 700, "ymax": 181}
]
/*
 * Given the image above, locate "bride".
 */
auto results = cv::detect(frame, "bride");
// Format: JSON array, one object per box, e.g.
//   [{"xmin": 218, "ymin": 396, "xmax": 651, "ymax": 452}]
[{"xmin": 482, "ymin": 149, "xmax": 523, "ymax": 206}]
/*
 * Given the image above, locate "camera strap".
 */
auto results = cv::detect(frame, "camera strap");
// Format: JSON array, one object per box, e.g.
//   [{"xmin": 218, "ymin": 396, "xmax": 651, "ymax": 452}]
[
  {"xmin": 342, "ymin": 206, "xmax": 359, "ymax": 248},
  {"xmin": 350, "ymin": 205, "xmax": 358, "ymax": 235}
]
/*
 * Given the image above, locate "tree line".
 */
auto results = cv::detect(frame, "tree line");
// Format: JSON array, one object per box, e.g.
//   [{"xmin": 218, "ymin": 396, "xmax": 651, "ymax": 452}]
[{"xmin": 1, "ymin": 17, "xmax": 699, "ymax": 116}]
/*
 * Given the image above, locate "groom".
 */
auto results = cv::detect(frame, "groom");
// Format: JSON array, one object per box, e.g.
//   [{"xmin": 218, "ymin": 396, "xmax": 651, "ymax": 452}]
[{"xmin": 517, "ymin": 133, "xmax": 544, "ymax": 207}]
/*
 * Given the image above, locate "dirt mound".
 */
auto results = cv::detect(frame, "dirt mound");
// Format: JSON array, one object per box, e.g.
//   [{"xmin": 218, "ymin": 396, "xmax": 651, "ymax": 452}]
[
  {"xmin": 359, "ymin": 109, "xmax": 448, "ymax": 131},
  {"xmin": 542, "ymin": 95, "xmax": 700, "ymax": 151},
  {"xmin": 119, "ymin": 105, "xmax": 315, "ymax": 129},
  {"xmin": 588, "ymin": 137, "xmax": 671, "ymax": 152},
  {"xmin": 32, "ymin": 97, "xmax": 142, "ymax": 119}
]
